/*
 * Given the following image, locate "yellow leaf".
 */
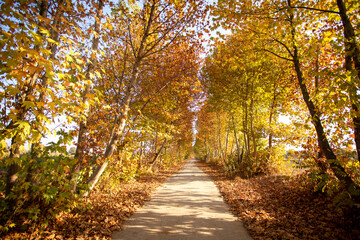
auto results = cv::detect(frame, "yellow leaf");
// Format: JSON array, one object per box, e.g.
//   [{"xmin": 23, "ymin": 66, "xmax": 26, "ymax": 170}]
[
  {"xmin": 47, "ymin": 38, "xmax": 59, "ymax": 45},
  {"xmin": 39, "ymin": 27, "xmax": 50, "ymax": 36},
  {"xmin": 23, "ymin": 101, "xmax": 35, "ymax": 109}
]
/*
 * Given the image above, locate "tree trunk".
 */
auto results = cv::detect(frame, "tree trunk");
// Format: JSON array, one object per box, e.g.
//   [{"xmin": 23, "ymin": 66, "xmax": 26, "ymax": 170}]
[
  {"xmin": 177, "ymin": 140, "xmax": 181, "ymax": 160},
  {"xmin": 154, "ymin": 130, "xmax": 158, "ymax": 154},
  {"xmin": 232, "ymin": 115, "xmax": 241, "ymax": 164},
  {"xmin": 288, "ymin": 0, "xmax": 355, "ymax": 189},
  {"xmin": 150, "ymin": 138, "xmax": 167, "ymax": 169},
  {"xmin": 5, "ymin": 138, "xmax": 21, "ymax": 198},
  {"xmin": 225, "ymin": 129, "xmax": 229, "ymax": 157},
  {"xmin": 204, "ymin": 139, "xmax": 209, "ymax": 161},
  {"xmin": 249, "ymin": 96, "xmax": 256, "ymax": 160},
  {"xmin": 4, "ymin": 0, "xmax": 45, "ymax": 195},
  {"xmin": 336, "ymin": 0, "xmax": 360, "ymax": 79},
  {"xmin": 268, "ymin": 81, "xmax": 278, "ymax": 150},
  {"xmin": 336, "ymin": 0, "xmax": 360, "ymax": 161},
  {"xmin": 5, "ymin": 73, "xmax": 41, "ymax": 199},
  {"xmin": 72, "ymin": 0, "xmax": 105, "ymax": 187},
  {"xmin": 217, "ymin": 112, "xmax": 224, "ymax": 163},
  {"xmin": 84, "ymin": 0, "xmax": 157, "ymax": 192},
  {"xmin": 293, "ymin": 50, "xmax": 354, "ymax": 186},
  {"xmin": 84, "ymin": 63, "xmax": 140, "ymax": 196},
  {"xmin": 27, "ymin": 0, "xmax": 52, "ymax": 185},
  {"xmin": 268, "ymin": 129, "xmax": 273, "ymax": 150},
  {"xmin": 138, "ymin": 142, "xmax": 144, "ymax": 171},
  {"xmin": 243, "ymin": 104, "xmax": 249, "ymax": 155},
  {"xmin": 6, "ymin": 0, "xmax": 67, "ymax": 200}
]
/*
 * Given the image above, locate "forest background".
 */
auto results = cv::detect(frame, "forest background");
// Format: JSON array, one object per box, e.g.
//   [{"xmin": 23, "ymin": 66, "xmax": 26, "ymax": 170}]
[{"xmin": 1, "ymin": 0, "xmax": 360, "ymax": 237}]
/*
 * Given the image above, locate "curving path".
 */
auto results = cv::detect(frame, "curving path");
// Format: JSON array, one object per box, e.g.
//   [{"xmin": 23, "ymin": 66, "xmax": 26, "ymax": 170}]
[{"xmin": 112, "ymin": 159, "xmax": 253, "ymax": 240}]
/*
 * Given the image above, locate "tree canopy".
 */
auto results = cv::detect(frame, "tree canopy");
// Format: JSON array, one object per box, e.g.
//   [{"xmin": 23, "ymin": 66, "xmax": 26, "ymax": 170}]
[{"xmin": 1, "ymin": 0, "xmax": 360, "ymax": 237}]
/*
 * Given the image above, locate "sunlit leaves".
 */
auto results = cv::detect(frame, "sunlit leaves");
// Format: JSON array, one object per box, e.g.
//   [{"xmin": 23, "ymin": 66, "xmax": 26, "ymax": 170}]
[{"xmin": 0, "ymin": 0, "xmax": 207, "ymax": 236}]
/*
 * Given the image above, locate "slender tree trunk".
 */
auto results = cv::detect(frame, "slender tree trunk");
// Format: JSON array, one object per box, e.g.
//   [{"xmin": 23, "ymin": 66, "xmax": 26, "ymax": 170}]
[
  {"xmin": 336, "ymin": 0, "xmax": 360, "ymax": 161},
  {"xmin": 288, "ymin": 0, "xmax": 355, "ymax": 189},
  {"xmin": 232, "ymin": 115, "xmax": 241, "ymax": 163},
  {"xmin": 85, "ymin": 63, "xmax": 140, "ymax": 196},
  {"xmin": 5, "ymin": 73, "xmax": 41, "ymax": 198},
  {"xmin": 204, "ymin": 139, "xmax": 209, "ymax": 161},
  {"xmin": 154, "ymin": 130, "xmax": 158, "ymax": 154},
  {"xmin": 336, "ymin": 0, "xmax": 360, "ymax": 79},
  {"xmin": 240, "ymin": 147, "xmax": 244, "ymax": 165},
  {"xmin": 269, "ymin": 81, "xmax": 278, "ymax": 150},
  {"xmin": 138, "ymin": 143, "xmax": 144, "ymax": 171},
  {"xmin": 208, "ymin": 144, "xmax": 212, "ymax": 161},
  {"xmin": 26, "ymin": 0, "xmax": 50, "ymax": 184},
  {"xmin": 84, "ymin": 1, "xmax": 158, "ymax": 195},
  {"xmin": 268, "ymin": 119, "xmax": 273, "ymax": 150},
  {"xmin": 249, "ymin": 96, "xmax": 256, "ymax": 160},
  {"xmin": 230, "ymin": 136, "xmax": 235, "ymax": 154},
  {"xmin": 252, "ymin": 133, "xmax": 256, "ymax": 160},
  {"xmin": 243, "ymin": 101, "xmax": 249, "ymax": 156},
  {"xmin": 5, "ymin": 139, "xmax": 21, "ymax": 198},
  {"xmin": 72, "ymin": 0, "xmax": 105, "ymax": 187},
  {"xmin": 28, "ymin": 0, "xmax": 65, "ymax": 184},
  {"xmin": 293, "ymin": 50, "xmax": 354, "ymax": 186},
  {"xmin": 177, "ymin": 140, "xmax": 181, "ymax": 160},
  {"xmin": 5, "ymin": 0, "xmax": 53, "ymax": 197},
  {"xmin": 217, "ymin": 113, "xmax": 223, "ymax": 162},
  {"xmin": 150, "ymin": 138, "xmax": 167, "ymax": 168},
  {"xmin": 213, "ymin": 136, "xmax": 218, "ymax": 159},
  {"xmin": 225, "ymin": 129, "xmax": 229, "ymax": 156}
]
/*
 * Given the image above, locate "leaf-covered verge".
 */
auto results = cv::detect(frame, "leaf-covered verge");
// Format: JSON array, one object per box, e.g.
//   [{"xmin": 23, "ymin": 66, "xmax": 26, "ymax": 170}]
[
  {"xmin": 0, "ymin": 162, "xmax": 185, "ymax": 240},
  {"xmin": 197, "ymin": 161, "xmax": 360, "ymax": 240}
]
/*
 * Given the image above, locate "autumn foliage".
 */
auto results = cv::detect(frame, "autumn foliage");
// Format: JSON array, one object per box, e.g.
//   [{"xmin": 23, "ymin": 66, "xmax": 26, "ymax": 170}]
[
  {"xmin": 0, "ymin": 0, "xmax": 206, "ymax": 235},
  {"xmin": 195, "ymin": 0, "xmax": 360, "ymax": 210},
  {"xmin": 1, "ymin": 0, "xmax": 360, "ymax": 238}
]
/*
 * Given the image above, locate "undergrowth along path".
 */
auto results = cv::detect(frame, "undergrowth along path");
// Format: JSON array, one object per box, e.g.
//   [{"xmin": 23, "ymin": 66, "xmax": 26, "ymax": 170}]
[{"xmin": 112, "ymin": 159, "xmax": 253, "ymax": 240}]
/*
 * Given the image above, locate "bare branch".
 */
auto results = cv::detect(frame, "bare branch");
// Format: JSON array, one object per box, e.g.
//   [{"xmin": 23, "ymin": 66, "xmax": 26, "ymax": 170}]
[
  {"xmin": 292, "ymin": 6, "xmax": 339, "ymax": 14},
  {"xmin": 278, "ymin": 6, "xmax": 339, "ymax": 14},
  {"xmin": 272, "ymin": 38, "xmax": 294, "ymax": 58},
  {"xmin": 261, "ymin": 48, "xmax": 293, "ymax": 61}
]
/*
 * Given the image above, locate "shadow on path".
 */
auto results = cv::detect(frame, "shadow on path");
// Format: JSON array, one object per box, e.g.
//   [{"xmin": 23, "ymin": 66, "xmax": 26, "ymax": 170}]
[{"xmin": 112, "ymin": 159, "xmax": 253, "ymax": 240}]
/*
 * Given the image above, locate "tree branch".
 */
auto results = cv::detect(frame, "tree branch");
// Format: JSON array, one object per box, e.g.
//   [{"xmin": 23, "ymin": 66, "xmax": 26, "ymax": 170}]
[
  {"xmin": 279, "ymin": 6, "xmax": 339, "ymax": 14},
  {"xmin": 261, "ymin": 48, "xmax": 293, "ymax": 61},
  {"xmin": 293, "ymin": 6, "xmax": 339, "ymax": 14},
  {"xmin": 272, "ymin": 38, "xmax": 294, "ymax": 58}
]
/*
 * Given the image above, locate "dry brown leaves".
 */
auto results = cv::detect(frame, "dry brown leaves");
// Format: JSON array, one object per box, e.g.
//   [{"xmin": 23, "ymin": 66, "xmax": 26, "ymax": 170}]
[
  {"xmin": 197, "ymin": 161, "xmax": 359, "ymax": 240},
  {"xmin": 2, "ymin": 163, "xmax": 185, "ymax": 240}
]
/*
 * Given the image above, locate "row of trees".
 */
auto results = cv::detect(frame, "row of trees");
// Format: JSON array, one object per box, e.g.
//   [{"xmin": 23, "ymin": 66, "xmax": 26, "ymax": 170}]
[
  {"xmin": 195, "ymin": 0, "xmax": 360, "ymax": 206},
  {"xmin": 0, "ymin": 0, "xmax": 206, "ymax": 231},
  {"xmin": 195, "ymin": 41, "xmax": 293, "ymax": 178}
]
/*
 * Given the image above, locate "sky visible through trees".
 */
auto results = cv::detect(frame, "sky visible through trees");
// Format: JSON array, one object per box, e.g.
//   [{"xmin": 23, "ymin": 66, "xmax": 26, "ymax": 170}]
[{"xmin": 0, "ymin": 0, "xmax": 360, "ymax": 238}]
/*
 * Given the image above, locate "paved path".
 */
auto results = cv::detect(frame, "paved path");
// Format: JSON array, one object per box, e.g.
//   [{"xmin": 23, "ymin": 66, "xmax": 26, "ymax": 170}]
[{"xmin": 112, "ymin": 159, "xmax": 253, "ymax": 240}]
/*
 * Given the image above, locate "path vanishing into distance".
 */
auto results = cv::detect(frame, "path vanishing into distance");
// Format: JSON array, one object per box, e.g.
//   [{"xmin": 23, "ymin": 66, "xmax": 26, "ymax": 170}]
[{"xmin": 112, "ymin": 159, "xmax": 253, "ymax": 240}]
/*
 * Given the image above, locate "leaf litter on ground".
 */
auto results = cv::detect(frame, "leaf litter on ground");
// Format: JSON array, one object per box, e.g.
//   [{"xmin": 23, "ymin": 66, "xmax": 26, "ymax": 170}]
[
  {"xmin": 196, "ymin": 161, "xmax": 359, "ymax": 240},
  {"xmin": 2, "ymin": 162, "xmax": 185, "ymax": 240}
]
